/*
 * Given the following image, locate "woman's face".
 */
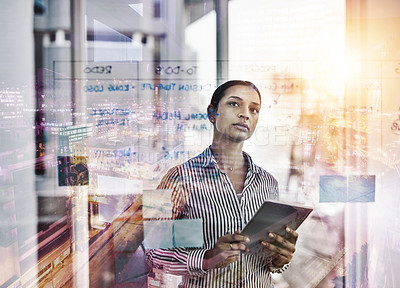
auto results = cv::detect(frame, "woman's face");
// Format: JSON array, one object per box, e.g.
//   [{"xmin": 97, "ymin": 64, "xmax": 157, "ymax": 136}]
[{"xmin": 212, "ymin": 85, "xmax": 261, "ymax": 143}]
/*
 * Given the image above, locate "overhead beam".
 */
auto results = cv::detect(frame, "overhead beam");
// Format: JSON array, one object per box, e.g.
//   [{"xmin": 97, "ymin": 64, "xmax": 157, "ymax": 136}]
[{"xmin": 215, "ymin": 0, "xmax": 229, "ymax": 83}]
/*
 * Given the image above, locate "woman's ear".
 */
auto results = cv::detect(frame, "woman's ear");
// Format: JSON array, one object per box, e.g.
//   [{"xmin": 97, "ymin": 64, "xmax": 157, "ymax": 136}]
[{"xmin": 207, "ymin": 105, "xmax": 216, "ymax": 123}]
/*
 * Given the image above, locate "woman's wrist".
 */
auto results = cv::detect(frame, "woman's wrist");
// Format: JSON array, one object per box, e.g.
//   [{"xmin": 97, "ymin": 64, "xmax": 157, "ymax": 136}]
[
  {"xmin": 267, "ymin": 257, "xmax": 290, "ymax": 273},
  {"xmin": 269, "ymin": 263, "xmax": 290, "ymax": 273},
  {"xmin": 202, "ymin": 249, "xmax": 214, "ymax": 270}
]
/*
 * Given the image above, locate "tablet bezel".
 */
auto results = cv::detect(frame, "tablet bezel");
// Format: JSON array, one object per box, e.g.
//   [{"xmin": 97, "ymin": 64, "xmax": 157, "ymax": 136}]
[{"xmin": 240, "ymin": 199, "xmax": 313, "ymax": 255}]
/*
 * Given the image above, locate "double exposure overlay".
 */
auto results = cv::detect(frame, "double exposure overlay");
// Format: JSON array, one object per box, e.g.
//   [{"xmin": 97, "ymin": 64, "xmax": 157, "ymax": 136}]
[{"xmin": 1, "ymin": 0, "xmax": 400, "ymax": 287}]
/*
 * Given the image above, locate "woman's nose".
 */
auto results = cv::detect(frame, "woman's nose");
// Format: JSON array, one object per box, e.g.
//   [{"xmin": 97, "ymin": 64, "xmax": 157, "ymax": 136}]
[{"xmin": 238, "ymin": 112, "xmax": 249, "ymax": 120}]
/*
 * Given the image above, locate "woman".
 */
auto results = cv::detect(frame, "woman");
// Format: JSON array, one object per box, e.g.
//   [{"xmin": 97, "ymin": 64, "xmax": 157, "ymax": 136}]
[{"xmin": 146, "ymin": 80, "xmax": 298, "ymax": 287}]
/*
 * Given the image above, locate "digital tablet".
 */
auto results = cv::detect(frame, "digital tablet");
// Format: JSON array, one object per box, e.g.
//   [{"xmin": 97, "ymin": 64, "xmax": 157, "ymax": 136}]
[{"xmin": 240, "ymin": 200, "xmax": 313, "ymax": 256}]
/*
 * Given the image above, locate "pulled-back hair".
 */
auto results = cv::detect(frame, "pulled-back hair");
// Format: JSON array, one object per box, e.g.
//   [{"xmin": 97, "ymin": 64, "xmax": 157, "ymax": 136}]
[{"xmin": 209, "ymin": 80, "xmax": 261, "ymax": 110}]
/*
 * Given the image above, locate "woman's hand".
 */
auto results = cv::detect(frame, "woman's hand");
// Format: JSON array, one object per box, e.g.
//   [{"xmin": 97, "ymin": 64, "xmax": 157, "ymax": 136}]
[
  {"xmin": 261, "ymin": 226, "xmax": 298, "ymax": 268},
  {"xmin": 203, "ymin": 231, "xmax": 250, "ymax": 270}
]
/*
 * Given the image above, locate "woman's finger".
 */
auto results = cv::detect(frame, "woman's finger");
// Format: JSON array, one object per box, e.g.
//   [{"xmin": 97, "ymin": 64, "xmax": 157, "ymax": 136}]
[
  {"xmin": 271, "ymin": 253, "xmax": 291, "ymax": 268},
  {"xmin": 267, "ymin": 232, "xmax": 296, "ymax": 253},
  {"xmin": 220, "ymin": 233, "xmax": 250, "ymax": 244},
  {"xmin": 261, "ymin": 241, "xmax": 293, "ymax": 259},
  {"xmin": 229, "ymin": 242, "xmax": 249, "ymax": 252},
  {"xmin": 284, "ymin": 226, "xmax": 298, "ymax": 244}
]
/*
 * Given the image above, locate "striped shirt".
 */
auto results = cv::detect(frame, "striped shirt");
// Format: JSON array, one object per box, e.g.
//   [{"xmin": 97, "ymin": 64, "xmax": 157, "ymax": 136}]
[{"xmin": 145, "ymin": 146, "xmax": 279, "ymax": 287}]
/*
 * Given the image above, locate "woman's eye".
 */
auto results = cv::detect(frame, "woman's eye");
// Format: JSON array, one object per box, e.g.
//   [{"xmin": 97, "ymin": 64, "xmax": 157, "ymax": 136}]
[
  {"xmin": 251, "ymin": 108, "xmax": 259, "ymax": 114},
  {"xmin": 229, "ymin": 102, "xmax": 239, "ymax": 107}
]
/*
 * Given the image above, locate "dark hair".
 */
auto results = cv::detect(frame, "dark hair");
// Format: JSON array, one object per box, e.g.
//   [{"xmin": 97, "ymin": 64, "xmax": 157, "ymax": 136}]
[{"xmin": 209, "ymin": 80, "xmax": 261, "ymax": 110}]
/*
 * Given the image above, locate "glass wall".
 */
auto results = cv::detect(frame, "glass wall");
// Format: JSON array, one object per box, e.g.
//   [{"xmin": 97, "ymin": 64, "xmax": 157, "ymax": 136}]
[{"xmin": 0, "ymin": 0, "xmax": 399, "ymax": 287}]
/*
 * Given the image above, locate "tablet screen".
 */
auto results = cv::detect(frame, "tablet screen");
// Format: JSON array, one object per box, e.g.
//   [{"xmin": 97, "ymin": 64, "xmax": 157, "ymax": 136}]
[
  {"xmin": 242, "ymin": 202, "xmax": 299, "ymax": 236},
  {"xmin": 241, "ymin": 200, "xmax": 313, "ymax": 241}
]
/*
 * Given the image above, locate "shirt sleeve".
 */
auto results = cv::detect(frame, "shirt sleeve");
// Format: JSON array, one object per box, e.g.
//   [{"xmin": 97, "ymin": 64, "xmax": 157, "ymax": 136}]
[
  {"xmin": 144, "ymin": 166, "xmax": 208, "ymax": 276},
  {"xmin": 269, "ymin": 262, "xmax": 290, "ymax": 273}
]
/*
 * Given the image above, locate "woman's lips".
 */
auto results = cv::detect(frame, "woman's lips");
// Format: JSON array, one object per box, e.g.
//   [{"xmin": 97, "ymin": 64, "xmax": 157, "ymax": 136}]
[{"xmin": 233, "ymin": 123, "xmax": 249, "ymax": 131}]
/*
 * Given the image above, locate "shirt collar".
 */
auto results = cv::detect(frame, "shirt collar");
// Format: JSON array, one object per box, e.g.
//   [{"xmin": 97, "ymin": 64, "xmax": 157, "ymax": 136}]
[
  {"xmin": 243, "ymin": 151, "xmax": 263, "ymax": 174},
  {"xmin": 200, "ymin": 146, "xmax": 262, "ymax": 174},
  {"xmin": 200, "ymin": 146, "xmax": 217, "ymax": 168}
]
